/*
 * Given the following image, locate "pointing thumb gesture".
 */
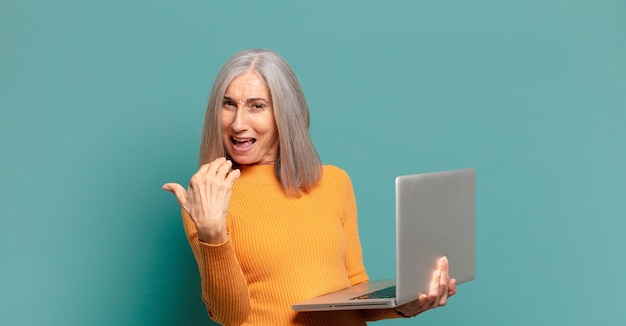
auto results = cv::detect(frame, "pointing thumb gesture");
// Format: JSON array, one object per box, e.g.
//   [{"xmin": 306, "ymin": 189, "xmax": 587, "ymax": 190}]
[
  {"xmin": 161, "ymin": 157, "xmax": 240, "ymax": 244},
  {"xmin": 162, "ymin": 183, "xmax": 189, "ymax": 212}
]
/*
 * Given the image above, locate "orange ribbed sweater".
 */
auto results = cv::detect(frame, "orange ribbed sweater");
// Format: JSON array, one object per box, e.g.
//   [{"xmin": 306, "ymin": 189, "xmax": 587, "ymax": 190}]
[{"xmin": 182, "ymin": 164, "xmax": 402, "ymax": 325}]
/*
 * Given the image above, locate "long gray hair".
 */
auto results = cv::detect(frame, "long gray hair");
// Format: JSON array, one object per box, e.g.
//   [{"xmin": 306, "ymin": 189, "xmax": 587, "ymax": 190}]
[{"xmin": 199, "ymin": 49, "xmax": 322, "ymax": 196}]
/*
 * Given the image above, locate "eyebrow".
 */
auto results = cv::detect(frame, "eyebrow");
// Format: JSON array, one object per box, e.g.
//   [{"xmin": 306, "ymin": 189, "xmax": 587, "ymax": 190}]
[{"xmin": 222, "ymin": 96, "xmax": 271, "ymax": 103}]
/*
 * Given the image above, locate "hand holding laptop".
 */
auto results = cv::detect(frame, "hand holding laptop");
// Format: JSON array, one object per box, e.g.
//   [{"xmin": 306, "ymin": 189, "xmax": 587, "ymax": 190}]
[{"xmin": 394, "ymin": 256, "xmax": 457, "ymax": 317}]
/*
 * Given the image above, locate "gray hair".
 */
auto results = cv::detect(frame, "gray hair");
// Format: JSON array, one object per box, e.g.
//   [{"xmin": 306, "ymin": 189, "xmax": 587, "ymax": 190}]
[{"xmin": 199, "ymin": 49, "xmax": 322, "ymax": 196}]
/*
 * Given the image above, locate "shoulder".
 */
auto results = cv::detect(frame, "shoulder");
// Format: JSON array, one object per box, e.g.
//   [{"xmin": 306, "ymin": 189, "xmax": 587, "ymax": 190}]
[
  {"xmin": 320, "ymin": 164, "xmax": 353, "ymax": 187},
  {"xmin": 322, "ymin": 164, "xmax": 349, "ymax": 178}
]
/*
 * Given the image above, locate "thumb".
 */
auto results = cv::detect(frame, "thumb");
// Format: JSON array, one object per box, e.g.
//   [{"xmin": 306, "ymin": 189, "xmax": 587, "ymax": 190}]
[{"xmin": 162, "ymin": 183, "xmax": 188, "ymax": 208}]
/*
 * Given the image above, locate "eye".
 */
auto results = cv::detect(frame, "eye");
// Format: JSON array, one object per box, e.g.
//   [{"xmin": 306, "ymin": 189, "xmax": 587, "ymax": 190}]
[
  {"xmin": 250, "ymin": 103, "xmax": 265, "ymax": 111},
  {"xmin": 222, "ymin": 100, "xmax": 236, "ymax": 109}
]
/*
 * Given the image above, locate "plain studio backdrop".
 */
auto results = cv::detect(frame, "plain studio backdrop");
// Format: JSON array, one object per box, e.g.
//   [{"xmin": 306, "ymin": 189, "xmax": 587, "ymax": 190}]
[{"xmin": 1, "ymin": 1, "xmax": 625, "ymax": 325}]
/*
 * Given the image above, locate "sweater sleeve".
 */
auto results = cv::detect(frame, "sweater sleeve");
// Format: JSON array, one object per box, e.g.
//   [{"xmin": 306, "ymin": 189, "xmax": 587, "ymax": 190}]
[
  {"xmin": 341, "ymin": 172, "xmax": 369, "ymax": 286},
  {"xmin": 339, "ymin": 173, "xmax": 406, "ymax": 321},
  {"xmin": 181, "ymin": 210, "xmax": 251, "ymax": 325}
]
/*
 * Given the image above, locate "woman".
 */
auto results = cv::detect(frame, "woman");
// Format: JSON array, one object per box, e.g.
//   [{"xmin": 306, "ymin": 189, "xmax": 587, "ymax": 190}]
[{"xmin": 163, "ymin": 49, "xmax": 456, "ymax": 325}]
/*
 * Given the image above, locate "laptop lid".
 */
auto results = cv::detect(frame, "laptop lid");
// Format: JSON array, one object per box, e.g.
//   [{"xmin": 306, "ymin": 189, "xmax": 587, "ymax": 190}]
[{"xmin": 395, "ymin": 168, "xmax": 476, "ymax": 304}]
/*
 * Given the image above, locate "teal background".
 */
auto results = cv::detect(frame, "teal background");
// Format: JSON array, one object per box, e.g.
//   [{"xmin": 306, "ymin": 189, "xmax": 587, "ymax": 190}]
[{"xmin": 2, "ymin": 0, "xmax": 625, "ymax": 325}]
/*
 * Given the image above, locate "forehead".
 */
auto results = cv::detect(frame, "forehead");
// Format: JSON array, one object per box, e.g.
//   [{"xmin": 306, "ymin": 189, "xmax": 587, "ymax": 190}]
[{"xmin": 225, "ymin": 72, "xmax": 270, "ymax": 99}]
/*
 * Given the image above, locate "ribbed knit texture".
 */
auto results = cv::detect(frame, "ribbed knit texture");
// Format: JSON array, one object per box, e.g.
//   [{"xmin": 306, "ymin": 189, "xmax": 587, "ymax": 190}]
[{"xmin": 182, "ymin": 164, "xmax": 403, "ymax": 325}]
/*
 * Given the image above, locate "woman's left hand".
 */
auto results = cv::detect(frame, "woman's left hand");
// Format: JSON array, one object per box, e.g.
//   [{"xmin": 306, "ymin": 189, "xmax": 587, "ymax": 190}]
[{"xmin": 394, "ymin": 256, "xmax": 457, "ymax": 317}]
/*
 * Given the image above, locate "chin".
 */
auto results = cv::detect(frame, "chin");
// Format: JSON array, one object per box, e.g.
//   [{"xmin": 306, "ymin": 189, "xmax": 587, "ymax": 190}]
[{"xmin": 228, "ymin": 155, "xmax": 254, "ymax": 166}]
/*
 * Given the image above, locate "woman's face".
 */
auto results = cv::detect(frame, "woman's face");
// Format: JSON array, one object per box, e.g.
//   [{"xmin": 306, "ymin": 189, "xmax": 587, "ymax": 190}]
[{"xmin": 221, "ymin": 72, "xmax": 279, "ymax": 166}]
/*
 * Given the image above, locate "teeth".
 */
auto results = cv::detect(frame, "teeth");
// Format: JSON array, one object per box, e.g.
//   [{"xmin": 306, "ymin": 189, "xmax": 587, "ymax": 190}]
[{"xmin": 232, "ymin": 137, "xmax": 255, "ymax": 143}]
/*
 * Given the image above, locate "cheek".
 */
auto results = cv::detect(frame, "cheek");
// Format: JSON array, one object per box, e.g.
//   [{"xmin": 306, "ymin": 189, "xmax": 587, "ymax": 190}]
[
  {"xmin": 266, "ymin": 126, "xmax": 280, "ymax": 151},
  {"xmin": 220, "ymin": 112, "xmax": 232, "ymax": 143},
  {"xmin": 220, "ymin": 110, "xmax": 233, "ymax": 132},
  {"xmin": 261, "ymin": 114, "xmax": 277, "ymax": 136},
  {"xmin": 220, "ymin": 112, "xmax": 230, "ymax": 130}
]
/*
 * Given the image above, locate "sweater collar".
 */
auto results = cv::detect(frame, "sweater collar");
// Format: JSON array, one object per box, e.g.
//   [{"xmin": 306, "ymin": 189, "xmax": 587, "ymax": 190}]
[{"xmin": 237, "ymin": 164, "xmax": 279, "ymax": 184}]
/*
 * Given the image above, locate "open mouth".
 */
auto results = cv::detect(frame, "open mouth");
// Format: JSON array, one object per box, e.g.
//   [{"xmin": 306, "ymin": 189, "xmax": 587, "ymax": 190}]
[{"xmin": 231, "ymin": 137, "xmax": 256, "ymax": 151}]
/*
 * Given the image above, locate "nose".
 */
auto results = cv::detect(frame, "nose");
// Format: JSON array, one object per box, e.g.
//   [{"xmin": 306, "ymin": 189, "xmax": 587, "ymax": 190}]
[{"xmin": 230, "ymin": 107, "xmax": 248, "ymax": 132}]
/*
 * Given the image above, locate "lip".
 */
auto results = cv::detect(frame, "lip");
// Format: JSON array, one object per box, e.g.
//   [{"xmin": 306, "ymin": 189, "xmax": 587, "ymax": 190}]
[{"xmin": 229, "ymin": 136, "xmax": 256, "ymax": 153}]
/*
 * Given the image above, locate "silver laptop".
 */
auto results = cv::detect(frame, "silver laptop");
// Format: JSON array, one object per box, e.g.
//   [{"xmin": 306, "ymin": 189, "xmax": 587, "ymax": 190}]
[{"xmin": 292, "ymin": 168, "xmax": 476, "ymax": 311}]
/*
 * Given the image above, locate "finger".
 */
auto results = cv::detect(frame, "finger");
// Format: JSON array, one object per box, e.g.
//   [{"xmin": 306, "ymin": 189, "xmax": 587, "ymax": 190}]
[
  {"xmin": 427, "ymin": 269, "xmax": 442, "ymax": 307},
  {"xmin": 439, "ymin": 256, "xmax": 448, "ymax": 270},
  {"xmin": 448, "ymin": 278, "xmax": 457, "ymax": 296},
  {"xmin": 162, "ymin": 183, "xmax": 188, "ymax": 208},
  {"xmin": 438, "ymin": 286, "xmax": 449, "ymax": 306},
  {"xmin": 198, "ymin": 157, "xmax": 226, "ymax": 174},
  {"xmin": 438, "ymin": 257, "xmax": 450, "ymax": 305},
  {"xmin": 435, "ymin": 267, "xmax": 449, "ymax": 306},
  {"xmin": 162, "ymin": 182, "xmax": 182, "ymax": 193},
  {"xmin": 418, "ymin": 293, "xmax": 428, "ymax": 303},
  {"xmin": 215, "ymin": 159, "xmax": 234, "ymax": 178},
  {"xmin": 429, "ymin": 269, "xmax": 441, "ymax": 296},
  {"xmin": 439, "ymin": 256, "xmax": 450, "ymax": 290},
  {"xmin": 205, "ymin": 157, "xmax": 227, "ymax": 175},
  {"xmin": 197, "ymin": 163, "xmax": 211, "ymax": 175},
  {"xmin": 439, "ymin": 257, "xmax": 450, "ymax": 282},
  {"xmin": 225, "ymin": 168, "xmax": 241, "ymax": 186}
]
